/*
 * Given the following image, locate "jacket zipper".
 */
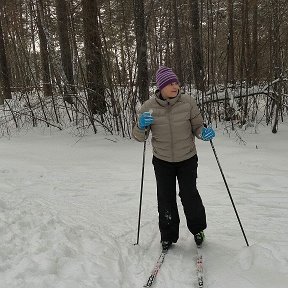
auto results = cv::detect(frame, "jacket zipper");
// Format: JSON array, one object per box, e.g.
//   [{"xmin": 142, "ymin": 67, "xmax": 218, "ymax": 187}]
[{"xmin": 167, "ymin": 102, "xmax": 175, "ymax": 162}]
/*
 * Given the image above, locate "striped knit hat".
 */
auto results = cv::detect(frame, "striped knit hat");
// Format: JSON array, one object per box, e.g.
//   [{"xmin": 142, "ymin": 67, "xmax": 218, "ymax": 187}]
[{"xmin": 156, "ymin": 66, "xmax": 179, "ymax": 90}]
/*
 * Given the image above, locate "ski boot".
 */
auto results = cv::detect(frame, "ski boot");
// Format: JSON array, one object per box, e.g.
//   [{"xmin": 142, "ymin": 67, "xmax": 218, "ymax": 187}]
[
  {"xmin": 194, "ymin": 231, "xmax": 205, "ymax": 247},
  {"xmin": 161, "ymin": 240, "xmax": 172, "ymax": 250}
]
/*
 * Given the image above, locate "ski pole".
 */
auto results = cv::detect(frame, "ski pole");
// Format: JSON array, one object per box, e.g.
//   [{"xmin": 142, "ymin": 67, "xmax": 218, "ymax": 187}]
[
  {"xmin": 205, "ymin": 125, "xmax": 250, "ymax": 247},
  {"xmin": 135, "ymin": 129, "xmax": 148, "ymax": 245}
]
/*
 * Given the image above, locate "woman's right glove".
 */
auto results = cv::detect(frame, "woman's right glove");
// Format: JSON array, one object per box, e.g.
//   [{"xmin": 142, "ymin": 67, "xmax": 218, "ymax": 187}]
[
  {"xmin": 201, "ymin": 126, "xmax": 215, "ymax": 141},
  {"xmin": 138, "ymin": 112, "xmax": 154, "ymax": 130}
]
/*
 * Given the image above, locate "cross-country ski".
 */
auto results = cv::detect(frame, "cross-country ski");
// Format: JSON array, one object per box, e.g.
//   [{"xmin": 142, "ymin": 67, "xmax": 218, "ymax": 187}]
[
  {"xmin": 143, "ymin": 247, "xmax": 170, "ymax": 287},
  {"xmin": 196, "ymin": 248, "xmax": 204, "ymax": 288}
]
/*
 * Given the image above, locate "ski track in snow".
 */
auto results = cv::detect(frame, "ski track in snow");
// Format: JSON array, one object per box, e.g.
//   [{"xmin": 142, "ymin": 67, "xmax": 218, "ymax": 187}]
[{"xmin": 0, "ymin": 125, "xmax": 288, "ymax": 288}]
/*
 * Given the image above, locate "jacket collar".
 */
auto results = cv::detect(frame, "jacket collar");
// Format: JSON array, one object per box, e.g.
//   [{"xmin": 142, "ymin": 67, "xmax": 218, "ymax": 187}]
[{"xmin": 155, "ymin": 89, "xmax": 181, "ymax": 107}]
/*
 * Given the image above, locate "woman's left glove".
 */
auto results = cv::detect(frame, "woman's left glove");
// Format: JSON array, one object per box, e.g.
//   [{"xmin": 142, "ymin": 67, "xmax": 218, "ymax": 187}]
[{"xmin": 201, "ymin": 126, "xmax": 215, "ymax": 141}]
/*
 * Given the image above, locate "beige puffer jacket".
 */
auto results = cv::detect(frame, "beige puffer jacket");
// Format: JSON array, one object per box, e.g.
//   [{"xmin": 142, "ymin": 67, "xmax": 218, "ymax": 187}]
[{"xmin": 132, "ymin": 91, "xmax": 204, "ymax": 162}]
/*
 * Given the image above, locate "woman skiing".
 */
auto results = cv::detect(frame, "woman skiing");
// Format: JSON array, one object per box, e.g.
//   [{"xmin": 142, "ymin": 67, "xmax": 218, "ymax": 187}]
[{"xmin": 133, "ymin": 66, "xmax": 215, "ymax": 250}]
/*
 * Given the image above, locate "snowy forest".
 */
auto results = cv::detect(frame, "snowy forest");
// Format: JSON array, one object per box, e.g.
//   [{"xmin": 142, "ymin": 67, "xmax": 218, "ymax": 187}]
[
  {"xmin": 0, "ymin": 0, "xmax": 288, "ymax": 137},
  {"xmin": 1, "ymin": 1, "xmax": 288, "ymax": 288}
]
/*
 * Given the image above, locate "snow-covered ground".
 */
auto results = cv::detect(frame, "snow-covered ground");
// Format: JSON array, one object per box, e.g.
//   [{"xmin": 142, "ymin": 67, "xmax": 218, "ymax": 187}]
[{"xmin": 0, "ymin": 123, "xmax": 288, "ymax": 288}]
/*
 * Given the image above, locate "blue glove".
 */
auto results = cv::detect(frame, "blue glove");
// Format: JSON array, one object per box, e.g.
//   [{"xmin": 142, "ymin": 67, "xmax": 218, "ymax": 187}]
[
  {"xmin": 201, "ymin": 126, "xmax": 215, "ymax": 141},
  {"xmin": 138, "ymin": 112, "xmax": 154, "ymax": 130}
]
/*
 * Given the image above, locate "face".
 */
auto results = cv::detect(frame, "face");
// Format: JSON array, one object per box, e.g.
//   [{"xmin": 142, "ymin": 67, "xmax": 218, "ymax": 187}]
[{"xmin": 161, "ymin": 82, "xmax": 180, "ymax": 99}]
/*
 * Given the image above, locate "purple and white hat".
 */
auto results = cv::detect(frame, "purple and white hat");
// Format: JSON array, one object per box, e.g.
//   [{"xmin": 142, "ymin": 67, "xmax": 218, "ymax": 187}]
[{"xmin": 156, "ymin": 66, "xmax": 179, "ymax": 90}]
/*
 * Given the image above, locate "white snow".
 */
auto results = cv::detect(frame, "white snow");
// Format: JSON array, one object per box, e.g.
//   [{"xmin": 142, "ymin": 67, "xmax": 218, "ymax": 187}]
[{"xmin": 0, "ymin": 123, "xmax": 288, "ymax": 288}]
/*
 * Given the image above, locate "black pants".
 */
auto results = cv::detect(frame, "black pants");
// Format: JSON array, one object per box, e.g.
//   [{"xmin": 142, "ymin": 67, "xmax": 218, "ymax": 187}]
[{"xmin": 152, "ymin": 155, "xmax": 207, "ymax": 243}]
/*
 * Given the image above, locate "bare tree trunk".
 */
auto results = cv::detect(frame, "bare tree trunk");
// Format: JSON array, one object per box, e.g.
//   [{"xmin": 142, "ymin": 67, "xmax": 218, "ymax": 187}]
[
  {"xmin": 224, "ymin": 0, "xmax": 235, "ymax": 121},
  {"xmin": 240, "ymin": 0, "xmax": 250, "ymax": 124},
  {"xmin": 133, "ymin": 0, "xmax": 149, "ymax": 103},
  {"xmin": 35, "ymin": 0, "xmax": 53, "ymax": 97},
  {"xmin": 164, "ymin": 7, "xmax": 173, "ymax": 67},
  {"xmin": 0, "ymin": 6, "xmax": 12, "ymax": 104},
  {"xmin": 271, "ymin": 0, "xmax": 281, "ymax": 134},
  {"xmin": 251, "ymin": 0, "xmax": 258, "ymax": 85},
  {"xmin": 56, "ymin": 0, "xmax": 75, "ymax": 104},
  {"xmin": 206, "ymin": 0, "xmax": 211, "ymax": 89},
  {"xmin": 82, "ymin": 0, "xmax": 106, "ymax": 115},
  {"xmin": 189, "ymin": 0, "xmax": 205, "ymax": 91},
  {"xmin": 172, "ymin": 0, "xmax": 183, "ymax": 84},
  {"xmin": 29, "ymin": 0, "xmax": 40, "ymax": 85},
  {"xmin": 227, "ymin": 0, "xmax": 235, "ymax": 85}
]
